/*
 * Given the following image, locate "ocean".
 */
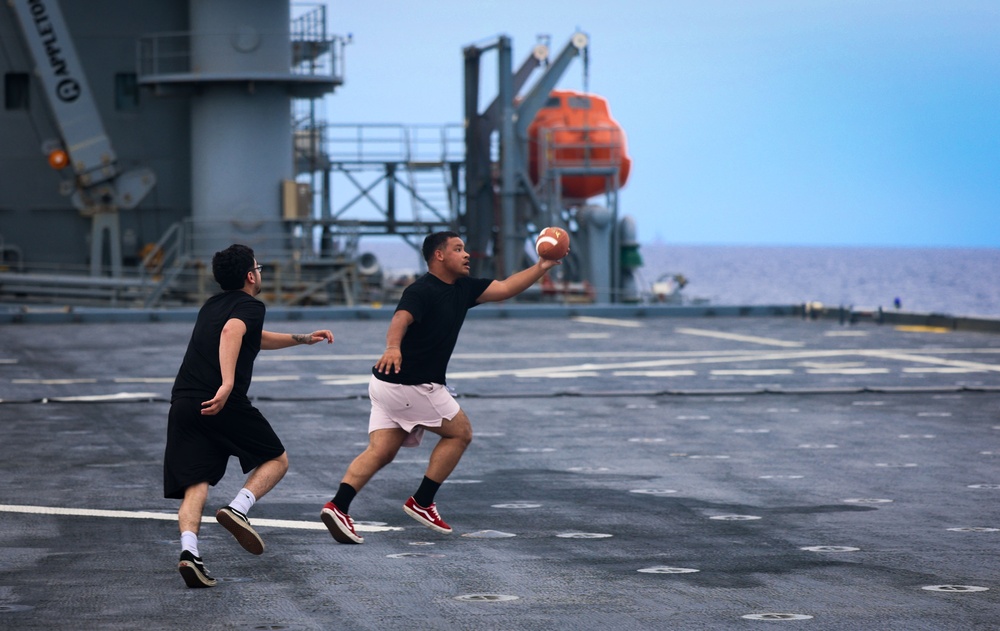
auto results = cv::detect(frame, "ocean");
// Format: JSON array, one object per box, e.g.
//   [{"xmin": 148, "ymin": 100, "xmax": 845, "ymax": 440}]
[
  {"xmin": 361, "ymin": 241, "xmax": 1000, "ymax": 319},
  {"xmin": 638, "ymin": 244, "xmax": 1000, "ymax": 319}
]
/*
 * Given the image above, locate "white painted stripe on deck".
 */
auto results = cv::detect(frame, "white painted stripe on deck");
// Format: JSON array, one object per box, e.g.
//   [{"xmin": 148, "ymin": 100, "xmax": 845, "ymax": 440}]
[
  {"xmin": 264, "ymin": 350, "xmax": 756, "ymax": 362},
  {"xmin": 902, "ymin": 367, "xmax": 986, "ymax": 374},
  {"xmin": 0, "ymin": 504, "xmax": 399, "ymax": 533},
  {"xmin": 675, "ymin": 328, "xmax": 804, "ymax": 348},
  {"xmin": 806, "ymin": 368, "xmax": 890, "ymax": 375},
  {"xmin": 50, "ymin": 392, "xmax": 160, "ymax": 402},
  {"xmin": 14, "ymin": 378, "xmax": 97, "ymax": 385},
  {"xmin": 861, "ymin": 350, "xmax": 1000, "ymax": 372},
  {"xmin": 319, "ymin": 376, "xmax": 373, "ymax": 385},
  {"xmin": 264, "ymin": 347, "xmax": 1000, "ymax": 362},
  {"xmin": 613, "ymin": 370, "xmax": 697, "ymax": 377},
  {"xmin": 571, "ymin": 316, "xmax": 644, "ymax": 328},
  {"xmin": 710, "ymin": 369, "xmax": 794, "ymax": 376}
]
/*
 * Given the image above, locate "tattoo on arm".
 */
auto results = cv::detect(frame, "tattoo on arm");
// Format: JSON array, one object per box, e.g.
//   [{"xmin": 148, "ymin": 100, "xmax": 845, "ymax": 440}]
[{"xmin": 292, "ymin": 334, "xmax": 309, "ymax": 344}]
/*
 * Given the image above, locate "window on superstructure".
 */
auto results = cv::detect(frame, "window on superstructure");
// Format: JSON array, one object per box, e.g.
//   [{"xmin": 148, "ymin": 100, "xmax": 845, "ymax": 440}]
[
  {"xmin": 115, "ymin": 73, "xmax": 139, "ymax": 111},
  {"xmin": 4, "ymin": 73, "xmax": 30, "ymax": 110}
]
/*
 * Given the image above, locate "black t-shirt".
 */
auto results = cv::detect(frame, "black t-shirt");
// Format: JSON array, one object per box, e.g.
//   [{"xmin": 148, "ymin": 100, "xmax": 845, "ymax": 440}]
[
  {"xmin": 172, "ymin": 291, "xmax": 265, "ymax": 403},
  {"xmin": 374, "ymin": 273, "xmax": 492, "ymax": 386}
]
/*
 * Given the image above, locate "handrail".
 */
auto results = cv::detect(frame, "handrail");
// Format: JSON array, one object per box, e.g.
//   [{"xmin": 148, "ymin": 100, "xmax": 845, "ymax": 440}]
[
  {"xmin": 311, "ymin": 123, "xmax": 465, "ymax": 164},
  {"xmin": 136, "ymin": 30, "xmax": 347, "ymax": 82}
]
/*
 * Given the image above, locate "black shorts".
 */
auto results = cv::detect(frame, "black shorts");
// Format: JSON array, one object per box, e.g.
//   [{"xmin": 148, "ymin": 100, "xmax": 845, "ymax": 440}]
[{"xmin": 163, "ymin": 396, "xmax": 285, "ymax": 500}]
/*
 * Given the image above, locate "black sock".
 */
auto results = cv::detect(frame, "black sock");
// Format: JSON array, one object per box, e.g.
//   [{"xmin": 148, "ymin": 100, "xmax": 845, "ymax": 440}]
[
  {"xmin": 332, "ymin": 483, "xmax": 357, "ymax": 513},
  {"xmin": 413, "ymin": 476, "xmax": 442, "ymax": 507}
]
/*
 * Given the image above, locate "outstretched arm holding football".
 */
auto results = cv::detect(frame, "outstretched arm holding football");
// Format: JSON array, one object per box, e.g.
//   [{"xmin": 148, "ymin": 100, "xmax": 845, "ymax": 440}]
[{"xmin": 478, "ymin": 258, "xmax": 560, "ymax": 304}]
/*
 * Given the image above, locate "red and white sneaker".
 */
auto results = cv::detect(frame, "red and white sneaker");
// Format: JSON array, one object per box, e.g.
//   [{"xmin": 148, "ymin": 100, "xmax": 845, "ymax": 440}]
[
  {"xmin": 320, "ymin": 502, "xmax": 364, "ymax": 544},
  {"xmin": 403, "ymin": 496, "xmax": 452, "ymax": 534}
]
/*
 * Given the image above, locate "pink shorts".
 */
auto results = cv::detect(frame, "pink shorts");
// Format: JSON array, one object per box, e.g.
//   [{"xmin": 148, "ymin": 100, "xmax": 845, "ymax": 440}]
[{"xmin": 368, "ymin": 376, "xmax": 461, "ymax": 447}]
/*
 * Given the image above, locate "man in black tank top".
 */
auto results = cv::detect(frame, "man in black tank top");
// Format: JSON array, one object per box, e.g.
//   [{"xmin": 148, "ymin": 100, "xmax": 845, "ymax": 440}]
[
  {"xmin": 164, "ymin": 244, "xmax": 335, "ymax": 588},
  {"xmin": 321, "ymin": 231, "xmax": 562, "ymax": 544}
]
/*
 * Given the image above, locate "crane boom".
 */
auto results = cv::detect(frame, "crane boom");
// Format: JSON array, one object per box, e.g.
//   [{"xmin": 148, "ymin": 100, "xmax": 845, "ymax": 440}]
[{"xmin": 9, "ymin": 0, "xmax": 155, "ymax": 212}]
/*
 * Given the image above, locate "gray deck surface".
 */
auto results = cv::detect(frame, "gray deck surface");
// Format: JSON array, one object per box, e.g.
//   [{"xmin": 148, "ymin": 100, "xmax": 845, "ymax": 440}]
[{"xmin": 1, "ymin": 312, "xmax": 999, "ymax": 630}]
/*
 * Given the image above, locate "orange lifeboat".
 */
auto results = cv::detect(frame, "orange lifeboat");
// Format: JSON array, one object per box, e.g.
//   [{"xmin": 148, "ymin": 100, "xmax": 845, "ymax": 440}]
[{"xmin": 527, "ymin": 90, "xmax": 632, "ymax": 200}]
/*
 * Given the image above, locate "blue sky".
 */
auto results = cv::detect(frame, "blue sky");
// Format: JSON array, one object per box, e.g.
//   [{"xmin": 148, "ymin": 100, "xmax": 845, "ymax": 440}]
[{"xmin": 322, "ymin": 1, "xmax": 999, "ymax": 247}]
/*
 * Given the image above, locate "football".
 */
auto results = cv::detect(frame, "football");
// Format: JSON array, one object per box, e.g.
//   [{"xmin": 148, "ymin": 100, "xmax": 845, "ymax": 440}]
[{"xmin": 535, "ymin": 227, "xmax": 570, "ymax": 261}]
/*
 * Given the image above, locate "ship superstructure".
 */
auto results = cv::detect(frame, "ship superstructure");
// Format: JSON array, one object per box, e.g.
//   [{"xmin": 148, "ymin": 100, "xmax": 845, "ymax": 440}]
[{"xmin": 0, "ymin": 1, "xmax": 641, "ymax": 307}]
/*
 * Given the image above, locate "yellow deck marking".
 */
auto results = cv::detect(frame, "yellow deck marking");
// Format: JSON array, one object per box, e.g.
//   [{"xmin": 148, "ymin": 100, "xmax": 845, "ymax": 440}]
[{"xmin": 895, "ymin": 325, "xmax": 951, "ymax": 333}]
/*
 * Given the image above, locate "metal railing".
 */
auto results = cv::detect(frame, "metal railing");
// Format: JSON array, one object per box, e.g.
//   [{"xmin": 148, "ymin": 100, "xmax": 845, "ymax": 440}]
[
  {"xmin": 535, "ymin": 126, "xmax": 628, "ymax": 176},
  {"xmin": 313, "ymin": 123, "xmax": 465, "ymax": 165},
  {"xmin": 136, "ymin": 31, "xmax": 347, "ymax": 83}
]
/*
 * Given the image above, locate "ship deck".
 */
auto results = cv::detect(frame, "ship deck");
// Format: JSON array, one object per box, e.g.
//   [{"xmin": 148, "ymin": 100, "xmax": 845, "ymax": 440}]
[{"xmin": 1, "ymin": 308, "xmax": 999, "ymax": 629}]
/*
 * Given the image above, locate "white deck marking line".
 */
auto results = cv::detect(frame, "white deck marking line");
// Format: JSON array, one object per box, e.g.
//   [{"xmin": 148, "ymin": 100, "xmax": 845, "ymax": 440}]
[
  {"xmin": 310, "ymin": 348, "xmax": 1000, "ymax": 383},
  {"xmin": 113, "ymin": 377, "xmax": 175, "ymax": 383},
  {"xmin": 796, "ymin": 361, "xmax": 867, "ymax": 369},
  {"xmin": 323, "ymin": 350, "xmax": 863, "ymax": 383},
  {"xmin": 806, "ymin": 368, "xmax": 890, "ymax": 375},
  {"xmin": 860, "ymin": 350, "xmax": 1000, "ymax": 372},
  {"xmin": 0, "ymin": 504, "xmax": 399, "ymax": 533},
  {"xmin": 13, "ymin": 378, "xmax": 97, "ymax": 385},
  {"xmin": 613, "ymin": 370, "xmax": 697, "ymax": 377},
  {"xmin": 571, "ymin": 315, "xmax": 644, "ymax": 328},
  {"xmin": 263, "ymin": 347, "xmax": 1000, "ymax": 362},
  {"xmin": 676, "ymin": 328, "xmax": 805, "ymax": 348},
  {"xmin": 319, "ymin": 376, "xmax": 374, "ymax": 385},
  {"xmin": 903, "ymin": 367, "xmax": 986, "ymax": 373},
  {"xmin": 50, "ymin": 392, "xmax": 159, "ymax": 402},
  {"xmin": 428, "ymin": 350, "xmax": 860, "ymax": 380},
  {"xmin": 267, "ymin": 350, "xmax": 748, "ymax": 362},
  {"xmin": 710, "ymin": 369, "xmax": 795, "ymax": 376}
]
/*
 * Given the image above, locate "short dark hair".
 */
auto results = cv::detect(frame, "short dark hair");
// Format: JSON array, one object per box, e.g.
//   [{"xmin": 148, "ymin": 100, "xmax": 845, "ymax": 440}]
[
  {"xmin": 212, "ymin": 244, "xmax": 255, "ymax": 290},
  {"xmin": 422, "ymin": 231, "xmax": 460, "ymax": 262}
]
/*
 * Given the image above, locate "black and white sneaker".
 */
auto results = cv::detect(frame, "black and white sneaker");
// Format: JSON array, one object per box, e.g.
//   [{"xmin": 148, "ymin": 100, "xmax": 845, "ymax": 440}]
[
  {"xmin": 178, "ymin": 550, "xmax": 217, "ymax": 588},
  {"xmin": 216, "ymin": 506, "xmax": 264, "ymax": 555}
]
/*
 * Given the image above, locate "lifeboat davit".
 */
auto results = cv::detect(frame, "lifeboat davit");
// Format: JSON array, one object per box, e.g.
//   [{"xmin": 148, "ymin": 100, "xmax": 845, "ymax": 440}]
[{"xmin": 527, "ymin": 90, "xmax": 632, "ymax": 200}]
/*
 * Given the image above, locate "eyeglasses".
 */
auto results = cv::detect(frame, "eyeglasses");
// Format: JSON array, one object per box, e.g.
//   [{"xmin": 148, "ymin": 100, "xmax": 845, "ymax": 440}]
[{"xmin": 250, "ymin": 265, "xmax": 263, "ymax": 274}]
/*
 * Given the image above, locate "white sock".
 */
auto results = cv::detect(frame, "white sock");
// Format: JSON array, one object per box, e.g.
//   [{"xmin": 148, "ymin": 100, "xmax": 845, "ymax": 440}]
[
  {"xmin": 180, "ymin": 530, "xmax": 199, "ymax": 557},
  {"xmin": 229, "ymin": 488, "xmax": 256, "ymax": 515}
]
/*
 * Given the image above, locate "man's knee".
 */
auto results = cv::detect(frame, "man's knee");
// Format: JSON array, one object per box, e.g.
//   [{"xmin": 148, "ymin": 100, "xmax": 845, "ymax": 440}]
[
  {"xmin": 366, "ymin": 432, "xmax": 404, "ymax": 467},
  {"xmin": 273, "ymin": 451, "xmax": 289, "ymax": 473},
  {"xmin": 449, "ymin": 411, "xmax": 473, "ymax": 446}
]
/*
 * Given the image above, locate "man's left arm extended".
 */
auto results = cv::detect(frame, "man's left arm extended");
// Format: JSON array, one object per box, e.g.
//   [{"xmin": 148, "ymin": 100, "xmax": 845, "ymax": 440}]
[
  {"xmin": 261, "ymin": 329, "xmax": 334, "ymax": 350},
  {"xmin": 477, "ymin": 259, "xmax": 560, "ymax": 303}
]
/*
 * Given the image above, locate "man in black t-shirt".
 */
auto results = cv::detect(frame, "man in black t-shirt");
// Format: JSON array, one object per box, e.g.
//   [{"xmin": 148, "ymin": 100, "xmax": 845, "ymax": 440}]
[
  {"xmin": 165, "ymin": 244, "xmax": 334, "ymax": 588},
  {"xmin": 321, "ymin": 231, "xmax": 561, "ymax": 544}
]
